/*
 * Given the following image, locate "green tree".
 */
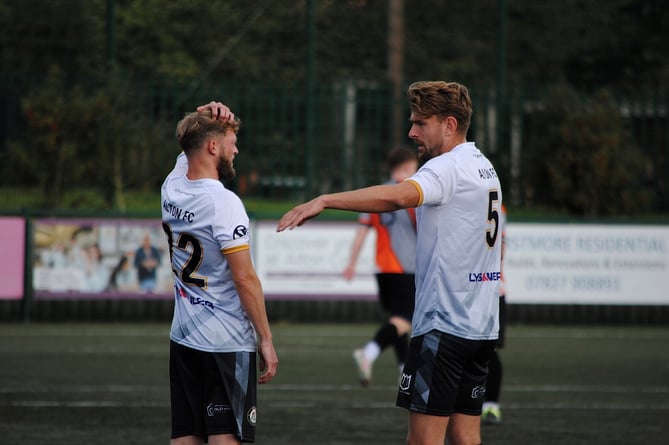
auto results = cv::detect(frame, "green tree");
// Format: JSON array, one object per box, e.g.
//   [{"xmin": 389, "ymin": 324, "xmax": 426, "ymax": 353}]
[
  {"xmin": 1, "ymin": 0, "xmax": 668, "ymax": 86},
  {"xmin": 8, "ymin": 66, "xmax": 173, "ymax": 210},
  {"xmin": 522, "ymin": 85, "xmax": 654, "ymax": 216}
]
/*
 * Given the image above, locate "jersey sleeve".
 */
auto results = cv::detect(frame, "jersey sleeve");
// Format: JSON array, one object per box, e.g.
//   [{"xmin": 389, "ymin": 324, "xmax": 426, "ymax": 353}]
[
  {"xmin": 212, "ymin": 190, "xmax": 251, "ymax": 255},
  {"xmin": 405, "ymin": 157, "xmax": 457, "ymax": 207}
]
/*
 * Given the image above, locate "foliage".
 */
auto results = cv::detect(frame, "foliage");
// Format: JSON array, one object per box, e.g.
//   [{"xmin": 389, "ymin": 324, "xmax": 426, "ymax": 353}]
[
  {"xmin": 6, "ymin": 66, "xmax": 174, "ymax": 210},
  {"xmin": 1, "ymin": 0, "xmax": 667, "ymax": 86},
  {"xmin": 1, "ymin": 0, "xmax": 668, "ymax": 214},
  {"xmin": 522, "ymin": 85, "xmax": 655, "ymax": 216}
]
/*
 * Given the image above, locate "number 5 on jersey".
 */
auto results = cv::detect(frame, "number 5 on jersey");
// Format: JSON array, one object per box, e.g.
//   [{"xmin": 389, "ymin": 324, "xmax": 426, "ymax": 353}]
[{"xmin": 486, "ymin": 190, "xmax": 500, "ymax": 248}]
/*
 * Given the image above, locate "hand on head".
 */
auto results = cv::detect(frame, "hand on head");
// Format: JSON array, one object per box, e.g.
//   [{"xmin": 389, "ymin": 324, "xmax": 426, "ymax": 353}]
[{"xmin": 196, "ymin": 101, "xmax": 235, "ymax": 122}]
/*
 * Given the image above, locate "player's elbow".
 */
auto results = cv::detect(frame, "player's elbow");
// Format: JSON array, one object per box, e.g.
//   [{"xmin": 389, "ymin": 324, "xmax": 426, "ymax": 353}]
[
  {"xmin": 388, "ymin": 185, "xmax": 419, "ymax": 210},
  {"xmin": 393, "ymin": 194, "xmax": 416, "ymax": 209},
  {"xmin": 386, "ymin": 182, "xmax": 420, "ymax": 211},
  {"xmin": 232, "ymin": 269, "xmax": 259, "ymax": 289}
]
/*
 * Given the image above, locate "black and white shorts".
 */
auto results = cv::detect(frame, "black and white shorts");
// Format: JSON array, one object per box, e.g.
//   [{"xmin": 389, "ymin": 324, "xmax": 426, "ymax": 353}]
[
  {"xmin": 396, "ymin": 330, "xmax": 496, "ymax": 416},
  {"xmin": 170, "ymin": 341, "xmax": 257, "ymax": 442}
]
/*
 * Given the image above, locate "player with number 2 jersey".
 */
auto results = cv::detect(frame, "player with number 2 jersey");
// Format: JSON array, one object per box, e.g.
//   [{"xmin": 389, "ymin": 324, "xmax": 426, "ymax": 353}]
[
  {"xmin": 162, "ymin": 104, "xmax": 277, "ymax": 445},
  {"xmin": 162, "ymin": 152, "xmax": 256, "ymax": 353}
]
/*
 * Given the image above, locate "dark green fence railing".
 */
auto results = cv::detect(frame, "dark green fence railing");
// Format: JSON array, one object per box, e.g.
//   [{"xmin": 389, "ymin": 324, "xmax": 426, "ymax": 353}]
[{"xmin": 1, "ymin": 75, "xmax": 667, "ymax": 212}]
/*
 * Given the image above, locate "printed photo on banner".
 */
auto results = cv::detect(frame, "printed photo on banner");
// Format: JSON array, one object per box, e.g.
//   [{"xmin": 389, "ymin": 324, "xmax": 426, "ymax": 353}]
[{"xmin": 32, "ymin": 218, "xmax": 173, "ymax": 299}]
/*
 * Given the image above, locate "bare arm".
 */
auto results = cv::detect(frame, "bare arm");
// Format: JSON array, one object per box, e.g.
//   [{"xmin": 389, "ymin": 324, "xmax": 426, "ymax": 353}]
[
  {"xmin": 343, "ymin": 225, "xmax": 370, "ymax": 280},
  {"xmin": 226, "ymin": 249, "xmax": 278, "ymax": 384},
  {"xmin": 277, "ymin": 181, "xmax": 420, "ymax": 232}
]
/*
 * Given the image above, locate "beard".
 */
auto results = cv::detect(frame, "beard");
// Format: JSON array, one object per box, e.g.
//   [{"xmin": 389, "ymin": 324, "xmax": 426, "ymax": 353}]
[
  {"xmin": 217, "ymin": 156, "xmax": 236, "ymax": 182},
  {"xmin": 417, "ymin": 145, "xmax": 437, "ymax": 163}
]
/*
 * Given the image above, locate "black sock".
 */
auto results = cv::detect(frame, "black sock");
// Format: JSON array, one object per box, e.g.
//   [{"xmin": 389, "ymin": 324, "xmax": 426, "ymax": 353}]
[
  {"xmin": 393, "ymin": 333, "xmax": 410, "ymax": 365},
  {"xmin": 373, "ymin": 322, "xmax": 399, "ymax": 351}
]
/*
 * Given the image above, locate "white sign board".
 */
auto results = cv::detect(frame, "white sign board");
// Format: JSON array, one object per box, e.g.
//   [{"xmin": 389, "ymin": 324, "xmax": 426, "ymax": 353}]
[
  {"xmin": 254, "ymin": 221, "xmax": 377, "ymax": 299},
  {"xmin": 504, "ymin": 224, "xmax": 669, "ymax": 305},
  {"xmin": 253, "ymin": 220, "xmax": 669, "ymax": 305}
]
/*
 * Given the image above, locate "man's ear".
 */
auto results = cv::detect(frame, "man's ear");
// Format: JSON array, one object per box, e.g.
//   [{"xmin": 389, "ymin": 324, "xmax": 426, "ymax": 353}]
[
  {"xmin": 206, "ymin": 138, "xmax": 218, "ymax": 155},
  {"xmin": 441, "ymin": 116, "xmax": 458, "ymax": 137}
]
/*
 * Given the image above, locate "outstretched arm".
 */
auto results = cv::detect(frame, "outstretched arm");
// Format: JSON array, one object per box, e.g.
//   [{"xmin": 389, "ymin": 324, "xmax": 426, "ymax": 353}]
[{"xmin": 277, "ymin": 181, "xmax": 420, "ymax": 232}]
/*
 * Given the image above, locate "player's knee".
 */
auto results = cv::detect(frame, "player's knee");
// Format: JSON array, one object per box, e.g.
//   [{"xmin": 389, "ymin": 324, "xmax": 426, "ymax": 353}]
[
  {"xmin": 389, "ymin": 316, "xmax": 411, "ymax": 335},
  {"xmin": 446, "ymin": 422, "xmax": 482, "ymax": 445},
  {"xmin": 447, "ymin": 429, "xmax": 481, "ymax": 445}
]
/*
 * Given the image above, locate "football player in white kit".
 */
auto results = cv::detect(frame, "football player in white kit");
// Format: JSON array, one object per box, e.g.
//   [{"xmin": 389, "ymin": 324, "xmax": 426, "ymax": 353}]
[
  {"xmin": 162, "ymin": 103, "xmax": 278, "ymax": 445},
  {"xmin": 278, "ymin": 81, "xmax": 502, "ymax": 445}
]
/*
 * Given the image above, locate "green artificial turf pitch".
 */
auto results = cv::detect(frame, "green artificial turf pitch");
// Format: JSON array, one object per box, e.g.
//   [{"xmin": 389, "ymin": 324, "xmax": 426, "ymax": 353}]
[{"xmin": 1, "ymin": 323, "xmax": 667, "ymax": 444}]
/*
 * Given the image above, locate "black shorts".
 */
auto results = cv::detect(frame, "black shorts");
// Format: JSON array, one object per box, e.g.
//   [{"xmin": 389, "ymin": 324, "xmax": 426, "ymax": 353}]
[
  {"xmin": 375, "ymin": 273, "xmax": 415, "ymax": 321},
  {"xmin": 497, "ymin": 294, "xmax": 507, "ymax": 349},
  {"xmin": 396, "ymin": 330, "xmax": 496, "ymax": 416},
  {"xmin": 170, "ymin": 341, "xmax": 257, "ymax": 443}
]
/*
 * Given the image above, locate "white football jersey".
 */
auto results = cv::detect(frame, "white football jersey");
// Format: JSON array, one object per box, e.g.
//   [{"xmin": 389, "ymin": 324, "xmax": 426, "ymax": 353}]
[
  {"xmin": 161, "ymin": 153, "xmax": 256, "ymax": 352},
  {"xmin": 406, "ymin": 142, "xmax": 502, "ymax": 340}
]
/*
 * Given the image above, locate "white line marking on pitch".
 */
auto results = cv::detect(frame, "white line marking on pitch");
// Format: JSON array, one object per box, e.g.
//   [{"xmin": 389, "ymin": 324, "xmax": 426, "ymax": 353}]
[
  {"xmin": 2, "ymin": 383, "xmax": 668, "ymax": 394},
  {"xmin": 6, "ymin": 400, "xmax": 669, "ymax": 411}
]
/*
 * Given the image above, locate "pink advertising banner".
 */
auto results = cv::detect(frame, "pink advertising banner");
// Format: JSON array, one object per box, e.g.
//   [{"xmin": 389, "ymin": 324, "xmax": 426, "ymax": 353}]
[{"xmin": 0, "ymin": 217, "xmax": 25, "ymax": 299}]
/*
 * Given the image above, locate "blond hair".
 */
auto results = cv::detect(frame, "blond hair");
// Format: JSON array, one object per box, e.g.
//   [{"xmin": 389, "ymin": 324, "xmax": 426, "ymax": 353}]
[
  {"xmin": 175, "ymin": 110, "xmax": 241, "ymax": 154},
  {"xmin": 407, "ymin": 81, "xmax": 472, "ymax": 134}
]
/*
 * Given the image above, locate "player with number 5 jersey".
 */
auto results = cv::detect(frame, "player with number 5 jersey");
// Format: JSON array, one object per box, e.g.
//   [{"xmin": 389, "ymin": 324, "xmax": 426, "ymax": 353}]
[
  {"xmin": 277, "ymin": 81, "xmax": 501, "ymax": 445},
  {"xmin": 406, "ymin": 140, "xmax": 501, "ymax": 341}
]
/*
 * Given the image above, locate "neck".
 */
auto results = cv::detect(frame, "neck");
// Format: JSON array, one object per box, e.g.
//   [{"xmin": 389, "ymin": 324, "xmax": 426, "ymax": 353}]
[
  {"xmin": 440, "ymin": 135, "xmax": 467, "ymax": 155},
  {"xmin": 186, "ymin": 156, "xmax": 217, "ymax": 181}
]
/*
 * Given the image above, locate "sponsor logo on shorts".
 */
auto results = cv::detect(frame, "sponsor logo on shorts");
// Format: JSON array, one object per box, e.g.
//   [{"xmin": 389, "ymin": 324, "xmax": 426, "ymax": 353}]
[
  {"xmin": 471, "ymin": 385, "xmax": 486, "ymax": 399},
  {"xmin": 247, "ymin": 406, "xmax": 257, "ymax": 426},
  {"xmin": 399, "ymin": 373, "xmax": 412, "ymax": 392},
  {"xmin": 207, "ymin": 403, "xmax": 231, "ymax": 416}
]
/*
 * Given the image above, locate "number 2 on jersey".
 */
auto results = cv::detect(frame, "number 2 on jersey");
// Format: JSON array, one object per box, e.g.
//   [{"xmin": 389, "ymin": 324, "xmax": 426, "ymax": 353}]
[
  {"xmin": 162, "ymin": 222, "xmax": 207, "ymax": 288},
  {"xmin": 486, "ymin": 190, "xmax": 500, "ymax": 248}
]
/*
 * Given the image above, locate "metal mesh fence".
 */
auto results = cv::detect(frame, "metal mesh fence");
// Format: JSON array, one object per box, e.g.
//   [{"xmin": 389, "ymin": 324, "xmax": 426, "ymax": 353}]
[{"xmin": 1, "ymin": 76, "xmax": 667, "ymax": 212}]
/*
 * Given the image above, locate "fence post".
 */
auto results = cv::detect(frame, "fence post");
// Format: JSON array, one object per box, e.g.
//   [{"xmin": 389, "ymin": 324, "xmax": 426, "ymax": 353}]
[
  {"xmin": 305, "ymin": 0, "xmax": 317, "ymax": 197},
  {"xmin": 21, "ymin": 209, "xmax": 33, "ymax": 322}
]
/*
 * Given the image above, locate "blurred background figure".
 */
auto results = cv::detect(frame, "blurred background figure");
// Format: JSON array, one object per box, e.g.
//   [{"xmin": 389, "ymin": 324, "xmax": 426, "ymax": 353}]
[
  {"xmin": 106, "ymin": 255, "xmax": 136, "ymax": 292},
  {"xmin": 84, "ymin": 243, "xmax": 108, "ymax": 292},
  {"xmin": 483, "ymin": 203, "xmax": 508, "ymax": 425},
  {"xmin": 343, "ymin": 147, "xmax": 419, "ymax": 386},
  {"xmin": 134, "ymin": 234, "xmax": 161, "ymax": 293}
]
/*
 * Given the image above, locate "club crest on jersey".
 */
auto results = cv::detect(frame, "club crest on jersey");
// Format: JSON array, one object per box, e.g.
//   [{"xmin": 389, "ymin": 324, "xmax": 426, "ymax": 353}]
[
  {"xmin": 233, "ymin": 225, "xmax": 248, "ymax": 239},
  {"xmin": 468, "ymin": 272, "xmax": 501, "ymax": 282}
]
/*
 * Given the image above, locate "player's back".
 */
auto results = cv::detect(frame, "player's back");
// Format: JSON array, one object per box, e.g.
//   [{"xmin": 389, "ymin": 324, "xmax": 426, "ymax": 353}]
[{"xmin": 160, "ymin": 153, "xmax": 256, "ymax": 353}]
